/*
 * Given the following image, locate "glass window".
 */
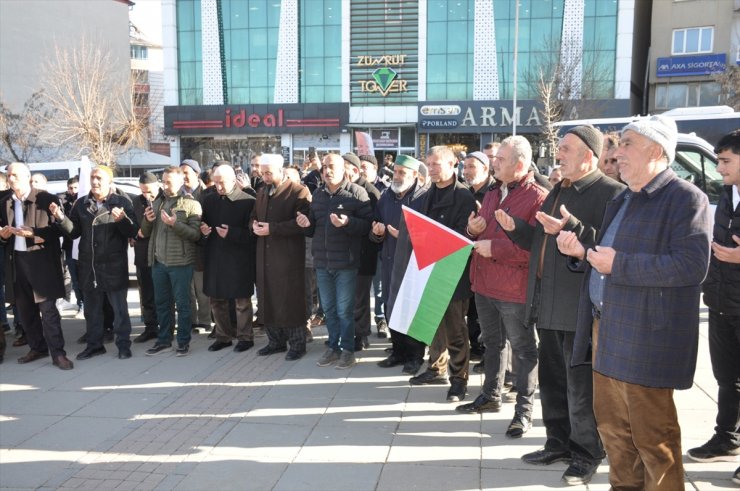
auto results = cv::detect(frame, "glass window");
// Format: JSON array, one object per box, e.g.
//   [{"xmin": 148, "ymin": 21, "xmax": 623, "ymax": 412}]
[
  {"xmin": 673, "ymin": 30, "xmax": 684, "ymax": 53},
  {"xmin": 667, "ymin": 84, "xmax": 688, "ymax": 107},
  {"xmin": 699, "ymin": 82, "xmax": 720, "ymax": 106},
  {"xmin": 300, "ymin": 0, "xmax": 341, "ymax": 103},
  {"xmin": 655, "ymin": 85, "xmax": 667, "ymax": 108},
  {"xmin": 177, "ymin": 0, "xmax": 202, "ymax": 105},
  {"xmin": 700, "ymin": 28, "xmax": 713, "ymax": 52},
  {"xmin": 685, "ymin": 29, "xmax": 700, "ymax": 53},
  {"xmin": 427, "ymin": 0, "xmax": 473, "ymax": 100},
  {"xmin": 672, "ymin": 27, "xmax": 713, "ymax": 54},
  {"xmin": 401, "ymin": 127, "xmax": 415, "ymax": 147}
]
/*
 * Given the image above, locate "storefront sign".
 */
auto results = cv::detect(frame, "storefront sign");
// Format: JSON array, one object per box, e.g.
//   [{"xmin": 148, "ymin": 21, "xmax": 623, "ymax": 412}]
[
  {"xmin": 164, "ymin": 103, "xmax": 350, "ymax": 135},
  {"xmin": 417, "ymin": 100, "xmax": 631, "ymax": 134},
  {"xmin": 657, "ymin": 53, "xmax": 727, "ymax": 77},
  {"xmin": 370, "ymin": 129, "xmax": 399, "ymax": 148},
  {"xmin": 356, "ymin": 54, "xmax": 409, "ymax": 97}
]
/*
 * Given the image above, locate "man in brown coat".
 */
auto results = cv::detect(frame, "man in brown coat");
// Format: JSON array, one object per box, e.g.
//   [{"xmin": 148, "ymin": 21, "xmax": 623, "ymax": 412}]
[{"xmin": 252, "ymin": 154, "xmax": 312, "ymax": 360}]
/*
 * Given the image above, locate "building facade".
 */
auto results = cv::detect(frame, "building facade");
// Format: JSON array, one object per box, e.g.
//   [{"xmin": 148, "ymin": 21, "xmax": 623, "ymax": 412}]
[
  {"xmin": 163, "ymin": 0, "xmax": 646, "ymax": 165},
  {"xmin": 648, "ymin": 0, "xmax": 740, "ymax": 113}
]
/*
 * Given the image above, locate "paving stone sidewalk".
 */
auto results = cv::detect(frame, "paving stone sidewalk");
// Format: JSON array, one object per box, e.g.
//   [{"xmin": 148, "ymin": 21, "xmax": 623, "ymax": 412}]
[{"xmin": 0, "ymin": 292, "xmax": 737, "ymax": 490}]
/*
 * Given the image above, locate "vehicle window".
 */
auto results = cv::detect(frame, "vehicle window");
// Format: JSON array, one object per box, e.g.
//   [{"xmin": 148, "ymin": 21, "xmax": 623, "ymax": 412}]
[
  {"xmin": 37, "ymin": 169, "xmax": 71, "ymax": 181},
  {"xmin": 671, "ymin": 147, "xmax": 723, "ymax": 205}
]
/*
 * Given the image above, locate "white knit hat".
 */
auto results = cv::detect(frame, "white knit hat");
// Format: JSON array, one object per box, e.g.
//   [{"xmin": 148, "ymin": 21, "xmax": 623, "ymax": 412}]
[{"xmin": 622, "ymin": 115, "xmax": 678, "ymax": 163}]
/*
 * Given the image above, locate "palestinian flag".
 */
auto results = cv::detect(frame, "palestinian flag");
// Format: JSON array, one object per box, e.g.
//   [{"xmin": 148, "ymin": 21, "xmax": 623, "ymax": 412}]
[{"xmin": 389, "ymin": 206, "xmax": 473, "ymax": 345}]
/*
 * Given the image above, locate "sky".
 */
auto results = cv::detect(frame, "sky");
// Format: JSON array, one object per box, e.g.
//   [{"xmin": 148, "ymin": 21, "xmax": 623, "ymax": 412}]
[{"xmin": 130, "ymin": 0, "xmax": 163, "ymax": 45}]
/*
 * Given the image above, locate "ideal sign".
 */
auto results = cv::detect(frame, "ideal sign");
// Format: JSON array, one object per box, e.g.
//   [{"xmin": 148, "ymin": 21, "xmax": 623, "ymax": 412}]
[
  {"xmin": 164, "ymin": 103, "xmax": 350, "ymax": 136},
  {"xmin": 657, "ymin": 53, "xmax": 727, "ymax": 77}
]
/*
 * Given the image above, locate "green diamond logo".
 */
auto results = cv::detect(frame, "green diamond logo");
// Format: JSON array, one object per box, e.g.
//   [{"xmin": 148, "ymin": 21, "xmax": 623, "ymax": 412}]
[{"xmin": 372, "ymin": 67, "xmax": 398, "ymax": 95}]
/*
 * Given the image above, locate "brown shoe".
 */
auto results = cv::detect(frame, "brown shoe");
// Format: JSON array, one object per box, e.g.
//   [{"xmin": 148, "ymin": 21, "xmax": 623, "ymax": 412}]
[
  {"xmin": 13, "ymin": 336, "xmax": 27, "ymax": 347},
  {"xmin": 52, "ymin": 355, "xmax": 74, "ymax": 370},
  {"xmin": 17, "ymin": 350, "xmax": 49, "ymax": 364}
]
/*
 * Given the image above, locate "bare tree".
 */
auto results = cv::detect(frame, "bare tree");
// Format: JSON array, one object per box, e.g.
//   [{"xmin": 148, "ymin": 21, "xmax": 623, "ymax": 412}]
[
  {"xmin": 527, "ymin": 34, "xmax": 610, "ymax": 164},
  {"xmin": 40, "ymin": 40, "xmax": 148, "ymax": 167},
  {"xmin": 537, "ymin": 69, "xmax": 562, "ymax": 161},
  {"xmin": 0, "ymin": 91, "xmax": 59, "ymax": 164},
  {"xmin": 715, "ymin": 65, "xmax": 740, "ymax": 111}
]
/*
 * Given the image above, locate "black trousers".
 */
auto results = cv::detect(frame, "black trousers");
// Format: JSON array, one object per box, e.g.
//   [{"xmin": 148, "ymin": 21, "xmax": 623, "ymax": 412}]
[
  {"xmin": 389, "ymin": 328, "xmax": 426, "ymax": 363},
  {"xmin": 136, "ymin": 264, "xmax": 158, "ymax": 334},
  {"xmin": 537, "ymin": 328, "xmax": 605, "ymax": 461},
  {"xmin": 707, "ymin": 309, "xmax": 740, "ymax": 445},
  {"xmin": 14, "ymin": 252, "xmax": 66, "ymax": 357},
  {"xmin": 354, "ymin": 274, "xmax": 373, "ymax": 338}
]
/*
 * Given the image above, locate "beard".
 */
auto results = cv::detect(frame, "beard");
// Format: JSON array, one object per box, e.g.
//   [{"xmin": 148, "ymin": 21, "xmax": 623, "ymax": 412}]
[{"xmin": 391, "ymin": 179, "xmax": 413, "ymax": 194}]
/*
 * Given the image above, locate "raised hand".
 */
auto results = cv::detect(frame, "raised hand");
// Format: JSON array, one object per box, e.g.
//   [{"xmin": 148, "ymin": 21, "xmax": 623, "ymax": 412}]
[
  {"xmin": 296, "ymin": 211, "xmax": 311, "ymax": 228},
  {"xmin": 467, "ymin": 211, "xmax": 487, "ymax": 236},
  {"xmin": 329, "ymin": 213, "xmax": 349, "ymax": 228}
]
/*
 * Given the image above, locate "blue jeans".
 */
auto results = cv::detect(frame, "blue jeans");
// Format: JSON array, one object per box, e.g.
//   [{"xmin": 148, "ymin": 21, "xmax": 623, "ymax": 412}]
[
  {"xmin": 82, "ymin": 285, "xmax": 131, "ymax": 350},
  {"xmin": 316, "ymin": 268, "xmax": 357, "ymax": 352},
  {"xmin": 152, "ymin": 261, "xmax": 194, "ymax": 346}
]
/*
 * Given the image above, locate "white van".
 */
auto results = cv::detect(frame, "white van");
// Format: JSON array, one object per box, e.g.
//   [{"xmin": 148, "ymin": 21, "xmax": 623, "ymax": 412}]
[{"xmin": 0, "ymin": 161, "xmax": 82, "ymax": 195}]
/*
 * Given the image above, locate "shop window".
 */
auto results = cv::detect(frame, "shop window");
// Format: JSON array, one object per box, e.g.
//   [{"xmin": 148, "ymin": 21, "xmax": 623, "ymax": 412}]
[{"xmin": 655, "ymin": 82, "xmax": 721, "ymax": 109}]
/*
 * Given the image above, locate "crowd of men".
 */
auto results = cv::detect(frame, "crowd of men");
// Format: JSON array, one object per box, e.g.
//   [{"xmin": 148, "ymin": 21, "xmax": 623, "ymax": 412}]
[{"xmin": 0, "ymin": 120, "xmax": 738, "ymax": 489}]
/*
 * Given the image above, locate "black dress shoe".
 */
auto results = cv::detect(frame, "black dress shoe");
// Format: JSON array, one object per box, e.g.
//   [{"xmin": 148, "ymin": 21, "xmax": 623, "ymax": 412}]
[
  {"xmin": 133, "ymin": 331, "xmax": 157, "ymax": 344},
  {"xmin": 118, "ymin": 348, "xmax": 132, "ymax": 359},
  {"xmin": 233, "ymin": 340, "xmax": 254, "ymax": 352},
  {"xmin": 13, "ymin": 336, "xmax": 27, "ymax": 347},
  {"xmin": 377, "ymin": 355, "xmax": 403, "ymax": 368},
  {"xmin": 522, "ymin": 448, "xmax": 572, "ymax": 466},
  {"xmin": 257, "ymin": 345, "xmax": 287, "ymax": 356},
  {"xmin": 285, "ymin": 349, "xmax": 306, "ymax": 361},
  {"xmin": 354, "ymin": 336, "xmax": 369, "ymax": 351},
  {"xmin": 455, "ymin": 393, "xmax": 502, "ymax": 413},
  {"xmin": 76, "ymin": 346, "xmax": 107, "ymax": 360},
  {"xmin": 447, "ymin": 379, "xmax": 467, "ymax": 402},
  {"xmin": 409, "ymin": 370, "xmax": 448, "ymax": 386},
  {"xmin": 208, "ymin": 340, "xmax": 233, "ymax": 352},
  {"xmin": 562, "ymin": 456, "xmax": 600, "ymax": 485},
  {"xmin": 506, "ymin": 412, "xmax": 532, "ymax": 438},
  {"xmin": 17, "ymin": 350, "xmax": 49, "ymax": 364},
  {"xmin": 52, "ymin": 355, "xmax": 74, "ymax": 370}
]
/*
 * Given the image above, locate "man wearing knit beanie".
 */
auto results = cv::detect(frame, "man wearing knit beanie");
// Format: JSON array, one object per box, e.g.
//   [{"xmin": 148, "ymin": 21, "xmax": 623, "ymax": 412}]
[
  {"xmin": 497, "ymin": 125, "xmax": 625, "ymax": 485},
  {"xmin": 556, "ymin": 114, "xmax": 711, "ymax": 489}
]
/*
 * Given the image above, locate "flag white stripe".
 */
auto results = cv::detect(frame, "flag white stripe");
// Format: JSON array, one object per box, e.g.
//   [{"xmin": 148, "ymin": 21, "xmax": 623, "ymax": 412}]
[{"xmin": 388, "ymin": 251, "xmax": 434, "ymax": 334}]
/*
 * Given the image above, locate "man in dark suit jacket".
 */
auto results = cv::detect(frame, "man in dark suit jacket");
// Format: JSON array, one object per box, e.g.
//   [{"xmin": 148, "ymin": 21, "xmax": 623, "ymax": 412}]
[
  {"xmin": 405, "ymin": 146, "xmax": 477, "ymax": 403},
  {"xmin": 0, "ymin": 163, "xmax": 72, "ymax": 369}
]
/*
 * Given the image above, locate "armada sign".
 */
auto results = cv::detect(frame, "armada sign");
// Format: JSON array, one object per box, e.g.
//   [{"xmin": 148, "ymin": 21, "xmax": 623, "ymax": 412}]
[{"xmin": 417, "ymin": 100, "xmax": 631, "ymax": 134}]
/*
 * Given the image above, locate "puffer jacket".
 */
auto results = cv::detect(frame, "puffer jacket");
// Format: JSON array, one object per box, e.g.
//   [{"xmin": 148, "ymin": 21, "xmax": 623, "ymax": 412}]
[
  {"xmin": 140, "ymin": 191, "xmax": 201, "ymax": 267},
  {"xmin": 304, "ymin": 179, "xmax": 372, "ymax": 270},
  {"xmin": 703, "ymin": 185, "xmax": 740, "ymax": 314},
  {"xmin": 61, "ymin": 191, "xmax": 138, "ymax": 291}
]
